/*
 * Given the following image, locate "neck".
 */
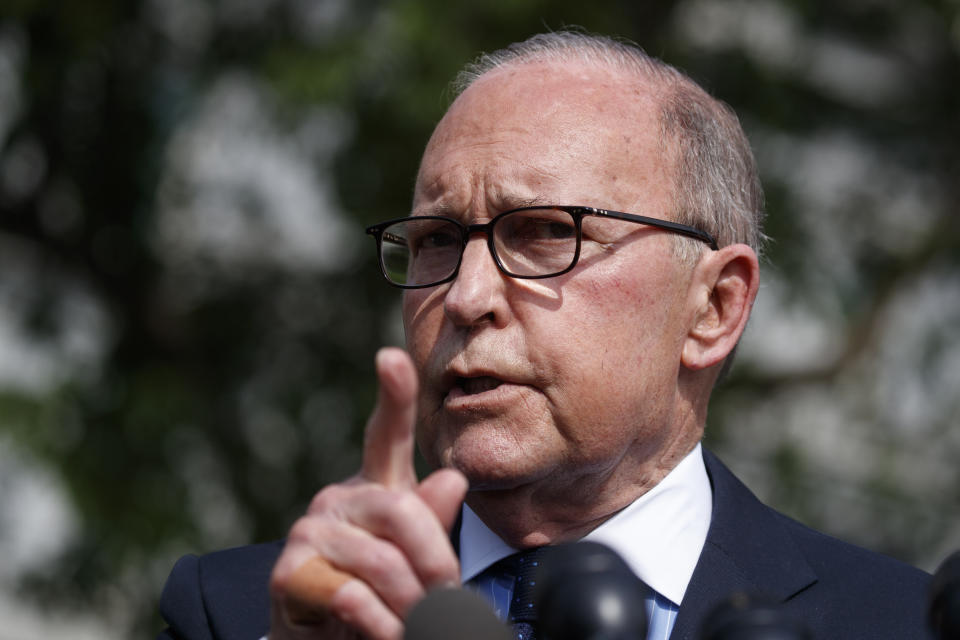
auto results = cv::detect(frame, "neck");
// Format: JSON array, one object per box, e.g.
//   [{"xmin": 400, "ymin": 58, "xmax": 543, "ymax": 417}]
[{"xmin": 464, "ymin": 421, "xmax": 703, "ymax": 549}]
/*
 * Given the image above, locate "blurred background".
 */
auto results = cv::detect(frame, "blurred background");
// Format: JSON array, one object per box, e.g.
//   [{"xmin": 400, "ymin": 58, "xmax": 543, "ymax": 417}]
[{"xmin": 0, "ymin": 0, "xmax": 957, "ymax": 637}]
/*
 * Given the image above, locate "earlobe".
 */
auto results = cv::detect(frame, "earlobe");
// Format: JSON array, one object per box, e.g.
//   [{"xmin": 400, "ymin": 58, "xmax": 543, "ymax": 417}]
[{"xmin": 681, "ymin": 244, "xmax": 760, "ymax": 371}]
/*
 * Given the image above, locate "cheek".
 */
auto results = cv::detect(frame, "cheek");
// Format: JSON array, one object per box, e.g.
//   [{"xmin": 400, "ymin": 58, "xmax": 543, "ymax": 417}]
[
  {"xmin": 400, "ymin": 291, "xmax": 420, "ymax": 334},
  {"xmin": 590, "ymin": 264, "xmax": 685, "ymax": 353},
  {"xmin": 401, "ymin": 291, "xmax": 438, "ymax": 356},
  {"xmin": 541, "ymin": 273, "xmax": 681, "ymax": 435},
  {"xmin": 552, "ymin": 271, "xmax": 665, "ymax": 364}
]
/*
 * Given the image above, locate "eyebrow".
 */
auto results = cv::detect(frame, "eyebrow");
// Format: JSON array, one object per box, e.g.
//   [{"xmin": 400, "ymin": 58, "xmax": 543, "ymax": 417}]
[
  {"xmin": 506, "ymin": 195, "xmax": 550, "ymax": 209},
  {"xmin": 416, "ymin": 195, "xmax": 553, "ymax": 219}
]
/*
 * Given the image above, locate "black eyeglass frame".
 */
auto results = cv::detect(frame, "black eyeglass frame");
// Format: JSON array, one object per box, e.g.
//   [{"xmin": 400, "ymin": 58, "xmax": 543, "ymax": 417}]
[{"xmin": 365, "ymin": 205, "xmax": 719, "ymax": 289}]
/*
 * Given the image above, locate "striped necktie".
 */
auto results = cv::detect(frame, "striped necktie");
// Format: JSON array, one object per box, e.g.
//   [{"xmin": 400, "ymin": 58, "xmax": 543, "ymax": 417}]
[{"xmin": 483, "ymin": 547, "xmax": 546, "ymax": 640}]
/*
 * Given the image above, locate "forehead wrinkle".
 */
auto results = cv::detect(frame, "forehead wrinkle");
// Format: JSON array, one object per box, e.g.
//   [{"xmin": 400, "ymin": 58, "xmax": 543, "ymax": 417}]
[
  {"xmin": 483, "ymin": 165, "xmax": 559, "ymax": 214},
  {"xmin": 415, "ymin": 160, "xmax": 561, "ymax": 220},
  {"xmin": 412, "ymin": 164, "xmax": 472, "ymax": 216}
]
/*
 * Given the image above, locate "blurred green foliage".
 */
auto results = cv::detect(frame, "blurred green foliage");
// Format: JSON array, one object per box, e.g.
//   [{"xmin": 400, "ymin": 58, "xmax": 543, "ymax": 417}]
[{"xmin": 1, "ymin": 0, "xmax": 958, "ymax": 636}]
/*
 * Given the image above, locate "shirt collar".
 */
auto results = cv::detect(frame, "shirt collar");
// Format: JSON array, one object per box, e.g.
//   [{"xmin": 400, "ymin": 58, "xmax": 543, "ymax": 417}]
[{"xmin": 458, "ymin": 443, "xmax": 711, "ymax": 606}]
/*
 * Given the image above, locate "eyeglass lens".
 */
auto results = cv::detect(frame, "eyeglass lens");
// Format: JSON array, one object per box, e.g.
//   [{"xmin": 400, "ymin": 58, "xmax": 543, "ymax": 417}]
[{"xmin": 379, "ymin": 208, "xmax": 581, "ymax": 287}]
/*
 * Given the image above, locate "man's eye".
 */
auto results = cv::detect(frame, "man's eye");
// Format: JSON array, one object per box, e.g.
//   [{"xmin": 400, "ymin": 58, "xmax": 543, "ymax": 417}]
[
  {"xmin": 514, "ymin": 218, "xmax": 576, "ymax": 241},
  {"xmin": 420, "ymin": 230, "xmax": 458, "ymax": 249},
  {"xmin": 543, "ymin": 220, "xmax": 576, "ymax": 240},
  {"xmin": 410, "ymin": 226, "xmax": 459, "ymax": 253}
]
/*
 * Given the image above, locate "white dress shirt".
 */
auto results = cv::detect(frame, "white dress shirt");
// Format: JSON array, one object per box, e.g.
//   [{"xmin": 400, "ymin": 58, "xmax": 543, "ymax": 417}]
[{"xmin": 459, "ymin": 442, "xmax": 712, "ymax": 608}]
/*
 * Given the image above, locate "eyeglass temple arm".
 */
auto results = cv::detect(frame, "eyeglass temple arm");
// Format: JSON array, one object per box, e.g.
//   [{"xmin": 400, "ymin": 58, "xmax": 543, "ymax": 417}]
[{"xmin": 582, "ymin": 207, "xmax": 719, "ymax": 250}]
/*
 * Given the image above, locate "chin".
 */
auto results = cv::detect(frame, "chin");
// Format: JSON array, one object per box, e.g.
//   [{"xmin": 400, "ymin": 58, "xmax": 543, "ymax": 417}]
[
  {"xmin": 438, "ymin": 441, "xmax": 548, "ymax": 491},
  {"xmin": 420, "ymin": 413, "xmax": 557, "ymax": 485}
]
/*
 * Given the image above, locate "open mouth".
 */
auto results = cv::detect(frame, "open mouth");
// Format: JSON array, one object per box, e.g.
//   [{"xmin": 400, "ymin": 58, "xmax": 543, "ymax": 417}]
[{"xmin": 456, "ymin": 376, "xmax": 503, "ymax": 395}]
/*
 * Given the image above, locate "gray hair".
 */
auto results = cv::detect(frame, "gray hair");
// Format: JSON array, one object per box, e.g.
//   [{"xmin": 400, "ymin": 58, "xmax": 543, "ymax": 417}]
[{"xmin": 451, "ymin": 31, "xmax": 766, "ymax": 263}]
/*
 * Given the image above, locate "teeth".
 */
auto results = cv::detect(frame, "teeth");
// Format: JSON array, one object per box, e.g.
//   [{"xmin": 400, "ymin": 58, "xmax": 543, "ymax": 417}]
[{"xmin": 459, "ymin": 376, "xmax": 502, "ymax": 394}]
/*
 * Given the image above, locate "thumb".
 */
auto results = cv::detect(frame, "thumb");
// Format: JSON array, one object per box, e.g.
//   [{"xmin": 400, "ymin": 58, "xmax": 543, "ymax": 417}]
[{"xmin": 417, "ymin": 468, "xmax": 469, "ymax": 531}]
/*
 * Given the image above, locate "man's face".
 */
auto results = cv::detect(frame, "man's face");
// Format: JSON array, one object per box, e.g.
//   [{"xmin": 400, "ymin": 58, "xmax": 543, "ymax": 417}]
[{"xmin": 403, "ymin": 62, "xmax": 700, "ymax": 504}]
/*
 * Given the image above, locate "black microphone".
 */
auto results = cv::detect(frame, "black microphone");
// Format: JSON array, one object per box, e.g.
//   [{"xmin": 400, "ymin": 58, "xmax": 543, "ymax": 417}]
[
  {"xmin": 929, "ymin": 550, "xmax": 960, "ymax": 640},
  {"xmin": 699, "ymin": 592, "xmax": 810, "ymax": 640},
  {"xmin": 404, "ymin": 587, "xmax": 511, "ymax": 640},
  {"xmin": 535, "ymin": 541, "xmax": 650, "ymax": 640}
]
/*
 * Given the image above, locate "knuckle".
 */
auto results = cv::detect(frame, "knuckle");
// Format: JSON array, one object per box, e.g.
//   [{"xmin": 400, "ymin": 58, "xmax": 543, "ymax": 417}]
[
  {"xmin": 391, "ymin": 490, "xmax": 423, "ymax": 516},
  {"xmin": 331, "ymin": 581, "xmax": 402, "ymax": 640},
  {"xmin": 371, "ymin": 489, "xmax": 422, "ymax": 529},
  {"xmin": 308, "ymin": 484, "xmax": 349, "ymax": 513},
  {"xmin": 361, "ymin": 542, "xmax": 407, "ymax": 583},
  {"xmin": 287, "ymin": 516, "xmax": 317, "ymax": 544},
  {"xmin": 420, "ymin": 550, "xmax": 459, "ymax": 586},
  {"xmin": 286, "ymin": 515, "xmax": 338, "ymax": 549}
]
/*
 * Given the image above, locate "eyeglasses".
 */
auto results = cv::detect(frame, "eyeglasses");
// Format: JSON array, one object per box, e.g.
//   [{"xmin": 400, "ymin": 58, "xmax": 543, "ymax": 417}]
[{"xmin": 365, "ymin": 205, "xmax": 718, "ymax": 289}]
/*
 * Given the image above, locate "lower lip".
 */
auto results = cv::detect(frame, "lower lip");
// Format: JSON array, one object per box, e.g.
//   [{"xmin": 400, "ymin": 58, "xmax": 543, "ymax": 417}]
[{"xmin": 443, "ymin": 383, "xmax": 527, "ymax": 411}]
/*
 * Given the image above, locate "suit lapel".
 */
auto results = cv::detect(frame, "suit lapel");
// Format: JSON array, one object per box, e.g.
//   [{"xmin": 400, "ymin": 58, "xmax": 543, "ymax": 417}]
[{"xmin": 669, "ymin": 450, "xmax": 818, "ymax": 640}]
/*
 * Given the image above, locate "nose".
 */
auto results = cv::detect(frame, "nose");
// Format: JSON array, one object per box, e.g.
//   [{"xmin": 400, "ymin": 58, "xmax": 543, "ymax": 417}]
[{"xmin": 442, "ymin": 234, "xmax": 509, "ymax": 328}]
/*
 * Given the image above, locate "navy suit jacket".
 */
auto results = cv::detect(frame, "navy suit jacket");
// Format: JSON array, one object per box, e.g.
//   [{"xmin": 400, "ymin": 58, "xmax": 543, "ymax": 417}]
[{"xmin": 157, "ymin": 449, "xmax": 933, "ymax": 639}]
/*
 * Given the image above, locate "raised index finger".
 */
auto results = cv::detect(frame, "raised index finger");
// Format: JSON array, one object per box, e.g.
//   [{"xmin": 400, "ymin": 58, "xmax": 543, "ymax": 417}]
[{"xmin": 361, "ymin": 347, "xmax": 420, "ymax": 489}]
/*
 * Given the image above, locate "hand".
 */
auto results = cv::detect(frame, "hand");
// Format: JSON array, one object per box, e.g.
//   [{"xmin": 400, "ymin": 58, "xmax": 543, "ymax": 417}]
[{"xmin": 268, "ymin": 348, "xmax": 469, "ymax": 640}]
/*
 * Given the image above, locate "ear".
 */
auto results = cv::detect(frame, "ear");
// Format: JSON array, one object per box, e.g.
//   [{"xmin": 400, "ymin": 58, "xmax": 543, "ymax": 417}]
[{"xmin": 681, "ymin": 243, "xmax": 760, "ymax": 371}]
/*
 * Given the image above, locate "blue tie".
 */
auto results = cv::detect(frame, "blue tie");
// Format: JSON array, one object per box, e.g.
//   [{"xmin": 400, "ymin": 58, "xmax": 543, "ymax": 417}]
[
  {"xmin": 478, "ymin": 548, "xmax": 545, "ymax": 640},
  {"xmin": 507, "ymin": 548, "xmax": 544, "ymax": 640}
]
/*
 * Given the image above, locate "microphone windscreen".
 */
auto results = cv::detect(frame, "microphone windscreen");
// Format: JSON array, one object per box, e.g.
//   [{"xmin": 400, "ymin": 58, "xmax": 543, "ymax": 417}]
[
  {"xmin": 404, "ymin": 587, "xmax": 511, "ymax": 640},
  {"xmin": 536, "ymin": 541, "xmax": 650, "ymax": 640},
  {"xmin": 929, "ymin": 550, "xmax": 960, "ymax": 640}
]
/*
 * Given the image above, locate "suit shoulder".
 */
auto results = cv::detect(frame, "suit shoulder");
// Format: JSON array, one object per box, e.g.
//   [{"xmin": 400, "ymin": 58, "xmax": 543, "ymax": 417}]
[
  {"xmin": 197, "ymin": 540, "xmax": 285, "ymax": 582},
  {"xmin": 772, "ymin": 510, "xmax": 930, "ymax": 589},
  {"xmin": 158, "ymin": 541, "xmax": 283, "ymax": 640},
  {"xmin": 699, "ymin": 449, "xmax": 933, "ymax": 638},
  {"xmin": 158, "ymin": 554, "xmax": 211, "ymax": 640},
  {"xmin": 703, "ymin": 448, "xmax": 929, "ymax": 588},
  {"xmin": 767, "ymin": 507, "xmax": 933, "ymax": 638}
]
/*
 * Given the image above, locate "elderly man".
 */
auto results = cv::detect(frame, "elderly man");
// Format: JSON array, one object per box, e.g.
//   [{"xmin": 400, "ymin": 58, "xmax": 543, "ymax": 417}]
[{"xmin": 158, "ymin": 32, "xmax": 932, "ymax": 640}]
